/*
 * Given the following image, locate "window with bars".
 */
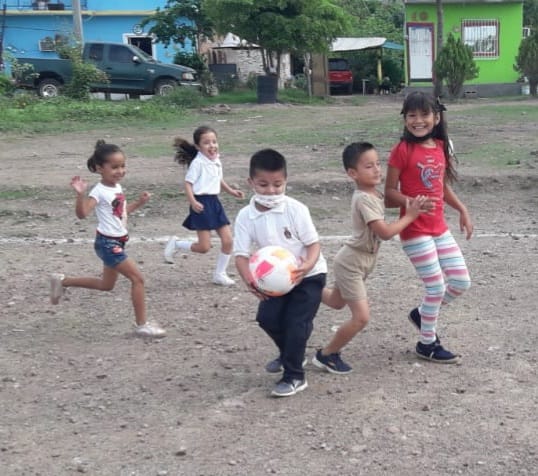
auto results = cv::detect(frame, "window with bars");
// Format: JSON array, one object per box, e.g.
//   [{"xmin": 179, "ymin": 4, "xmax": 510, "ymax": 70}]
[{"xmin": 462, "ymin": 19, "xmax": 499, "ymax": 58}]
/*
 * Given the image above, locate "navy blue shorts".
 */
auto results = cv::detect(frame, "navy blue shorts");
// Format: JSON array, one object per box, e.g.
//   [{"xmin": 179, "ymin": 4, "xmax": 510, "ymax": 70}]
[
  {"xmin": 182, "ymin": 195, "xmax": 230, "ymax": 231},
  {"xmin": 94, "ymin": 232, "xmax": 129, "ymax": 268}
]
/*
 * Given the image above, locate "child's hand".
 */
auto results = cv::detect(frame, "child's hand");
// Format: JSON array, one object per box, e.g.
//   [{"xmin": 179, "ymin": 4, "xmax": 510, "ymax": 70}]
[
  {"xmin": 460, "ymin": 209, "xmax": 474, "ymax": 240},
  {"xmin": 247, "ymin": 280, "xmax": 268, "ymax": 301},
  {"xmin": 418, "ymin": 195, "xmax": 440, "ymax": 214},
  {"xmin": 138, "ymin": 191, "xmax": 151, "ymax": 205},
  {"xmin": 232, "ymin": 189, "xmax": 245, "ymax": 199},
  {"xmin": 405, "ymin": 195, "xmax": 427, "ymax": 218},
  {"xmin": 70, "ymin": 176, "xmax": 88, "ymax": 194},
  {"xmin": 191, "ymin": 200, "xmax": 204, "ymax": 213}
]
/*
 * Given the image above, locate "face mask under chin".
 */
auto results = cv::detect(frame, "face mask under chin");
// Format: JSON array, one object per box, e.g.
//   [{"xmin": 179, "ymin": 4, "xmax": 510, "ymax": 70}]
[{"xmin": 253, "ymin": 193, "xmax": 285, "ymax": 209}]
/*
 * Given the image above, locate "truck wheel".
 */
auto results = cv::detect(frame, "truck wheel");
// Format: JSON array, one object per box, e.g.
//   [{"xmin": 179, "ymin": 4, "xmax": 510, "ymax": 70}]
[
  {"xmin": 38, "ymin": 79, "xmax": 61, "ymax": 98},
  {"xmin": 155, "ymin": 79, "xmax": 177, "ymax": 96}
]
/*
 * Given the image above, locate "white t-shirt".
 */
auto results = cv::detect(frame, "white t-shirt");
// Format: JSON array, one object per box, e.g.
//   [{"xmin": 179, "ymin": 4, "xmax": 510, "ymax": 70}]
[
  {"xmin": 184, "ymin": 152, "xmax": 223, "ymax": 195},
  {"xmin": 233, "ymin": 196, "xmax": 327, "ymax": 277},
  {"xmin": 89, "ymin": 182, "xmax": 128, "ymax": 237}
]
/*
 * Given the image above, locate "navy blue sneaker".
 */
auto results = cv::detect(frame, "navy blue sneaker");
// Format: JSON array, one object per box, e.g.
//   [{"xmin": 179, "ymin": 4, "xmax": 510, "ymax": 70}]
[
  {"xmin": 312, "ymin": 349, "xmax": 352, "ymax": 374},
  {"xmin": 265, "ymin": 357, "xmax": 307, "ymax": 373},
  {"xmin": 415, "ymin": 341, "xmax": 459, "ymax": 364},
  {"xmin": 408, "ymin": 308, "xmax": 440, "ymax": 344},
  {"xmin": 271, "ymin": 379, "xmax": 308, "ymax": 397}
]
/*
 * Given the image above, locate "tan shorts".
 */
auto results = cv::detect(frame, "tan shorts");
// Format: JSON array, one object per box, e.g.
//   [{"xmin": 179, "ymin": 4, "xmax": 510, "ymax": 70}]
[{"xmin": 332, "ymin": 245, "xmax": 378, "ymax": 301}]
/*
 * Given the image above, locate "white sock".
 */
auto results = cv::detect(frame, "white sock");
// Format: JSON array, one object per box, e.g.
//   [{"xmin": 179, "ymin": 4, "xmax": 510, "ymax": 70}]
[
  {"xmin": 176, "ymin": 240, "xmax": 192, "ymax": 251},
  {"xmin": 215, "ymin": 252, "xmax": 231, "ymax": 276}
]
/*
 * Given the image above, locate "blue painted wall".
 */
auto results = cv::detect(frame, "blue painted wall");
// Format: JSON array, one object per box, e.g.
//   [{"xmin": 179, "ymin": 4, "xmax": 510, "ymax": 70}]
[{"xmin": 2, "ymin": 1, "xmax": 193, "ymax": 64}]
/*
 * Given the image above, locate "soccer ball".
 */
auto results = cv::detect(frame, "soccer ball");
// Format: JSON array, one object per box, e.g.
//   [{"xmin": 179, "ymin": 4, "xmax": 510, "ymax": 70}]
[{"xmin": 249, "ymin": 246, "xmax": 298, "ymax": 297}]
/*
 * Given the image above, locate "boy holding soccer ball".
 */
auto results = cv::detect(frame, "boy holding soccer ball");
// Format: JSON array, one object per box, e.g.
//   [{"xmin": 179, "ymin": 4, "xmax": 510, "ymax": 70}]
[{"xmin": 234, "ymin": 149, "xmax": 327, "ymax": 398}]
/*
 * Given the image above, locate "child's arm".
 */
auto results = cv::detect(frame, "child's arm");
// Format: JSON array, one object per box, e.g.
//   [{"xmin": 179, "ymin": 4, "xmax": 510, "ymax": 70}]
[
  {"xmin": 369, "ymin": 196, "xmax": 426, "ymax": 240},
  {"xmin": 444, "ymin": 183, "xmax": 473, "ymax": 239},
  {"xmin": 221, "ymin": 179, "xmax": 245, "ymax": 199},
  {"xmin": 70, "ymin": 176, "xmax": 96, "ymax": 219},
  {"xmin": 384, "ymin": 165, "xmax": 439, "ymax": 212},
  {"xmin": 185, "ymin": 181, "xmax": 204, "ymax": 213},
  {"xmin": 291, "ymin": 242, "xmax": 321, "ymax": 284},
  {"xmin": 235, "ymin": 255, "xmax": 267, "ymax": 300},
  {"xmin": 127, "ymin": 191, "xmax": 151, "ymax": 214}
]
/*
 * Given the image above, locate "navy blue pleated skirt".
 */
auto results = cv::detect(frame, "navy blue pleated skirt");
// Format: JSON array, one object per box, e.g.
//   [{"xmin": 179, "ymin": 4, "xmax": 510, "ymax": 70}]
[{"xmin": 182, "ymin": 195, "xmax": 230, "ymax": 231}]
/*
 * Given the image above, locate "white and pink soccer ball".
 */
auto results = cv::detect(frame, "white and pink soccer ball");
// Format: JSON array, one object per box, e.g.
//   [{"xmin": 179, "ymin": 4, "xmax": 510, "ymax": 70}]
[{"xmin": 248, "ymin": 246, "xmax": 298, "ymax": 297}]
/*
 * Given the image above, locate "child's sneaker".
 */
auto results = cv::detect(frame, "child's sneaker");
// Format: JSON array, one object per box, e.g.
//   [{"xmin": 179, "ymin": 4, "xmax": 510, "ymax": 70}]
[
  {"xmin": 213, "ymin": 273, "xmax": 235, "ymax": 286},
  {"xmin": 415, "ymin": 341, "xmax": 458, "ymax": 364},
  {"xmin": 271, "ymin": 378, "xmax": 308, "ymax": 397},
  {"xmin": 135, "ymin": 321, "xmax": 166, "ymax": 338},
  {"xmin": 312, "ymin": 349, "xmax": 352, "ymax": 374},
  {"xmin": 164, "ymin": 236, "xmax": 177, "ymax": 264},
  {"xmin": 50, "ymin": 273, "xmax": 65, "ymax": 305},
  {"xmin": 408, "ymin": 308, "xmax": 441, "ymax": 344},
  {"xmin": 265, "ymin": 356, "xmax": 308, "ymax": 373}
]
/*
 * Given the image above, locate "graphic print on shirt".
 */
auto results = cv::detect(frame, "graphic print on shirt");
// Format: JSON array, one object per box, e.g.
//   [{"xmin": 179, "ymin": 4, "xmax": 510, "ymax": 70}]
[
  {"xmin": 416, "ymin": 157, "xmax": 442, "ymax": 189},
  {"xmin": 111, "ymin": 193, "xmax": 126, "ymax": 223}
]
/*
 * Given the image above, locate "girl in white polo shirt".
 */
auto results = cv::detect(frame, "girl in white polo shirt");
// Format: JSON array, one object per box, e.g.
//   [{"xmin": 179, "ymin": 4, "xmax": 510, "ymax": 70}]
[{"xmin": 164, "ymin": 126, "xmax": 244, "ymax": 285}]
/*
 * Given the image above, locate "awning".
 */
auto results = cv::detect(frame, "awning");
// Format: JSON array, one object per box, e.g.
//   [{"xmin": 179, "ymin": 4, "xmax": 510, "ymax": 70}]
[{"xmin": 330, "ymin": 37, "xmax": 403, "ymax": 52}]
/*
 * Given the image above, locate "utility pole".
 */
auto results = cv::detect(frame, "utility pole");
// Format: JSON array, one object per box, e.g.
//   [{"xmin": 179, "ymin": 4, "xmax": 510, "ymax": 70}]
[{"xmin": 72, "ymin": 0, "xmax": 84, "ymax": 43}]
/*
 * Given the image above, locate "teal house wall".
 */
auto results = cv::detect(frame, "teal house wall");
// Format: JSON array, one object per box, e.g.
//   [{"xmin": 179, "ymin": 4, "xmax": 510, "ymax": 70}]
[{"xmin": 1, "ymin": 1, "xmax": 194, "ymax": 65}]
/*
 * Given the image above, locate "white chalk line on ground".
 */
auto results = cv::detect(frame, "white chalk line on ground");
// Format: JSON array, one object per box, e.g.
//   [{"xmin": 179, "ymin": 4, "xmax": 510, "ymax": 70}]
[{"xmin": 0, "ymin": 232, "xmax": 536, "ymax": 245}]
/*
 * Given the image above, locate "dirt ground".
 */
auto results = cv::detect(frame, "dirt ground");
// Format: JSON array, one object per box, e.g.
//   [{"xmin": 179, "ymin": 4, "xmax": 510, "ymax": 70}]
[{"xmin": 1, "ymin": 96, "xmax": 537, "ymax": 476}]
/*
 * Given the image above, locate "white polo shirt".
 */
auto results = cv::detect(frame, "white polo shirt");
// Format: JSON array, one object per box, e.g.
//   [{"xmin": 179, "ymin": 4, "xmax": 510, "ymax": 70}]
[
  {"xmin": 184, "ymin": 152, "xmax": 223, "ymax": 195},
  {"xmin": 234, "ymin": 196, "xmax": 327, "ymax": 277}
]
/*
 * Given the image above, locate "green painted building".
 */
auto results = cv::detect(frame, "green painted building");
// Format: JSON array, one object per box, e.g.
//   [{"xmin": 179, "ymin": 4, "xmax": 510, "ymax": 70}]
[{"xmin": 404, "ymin": 0, "xmax": 524, "ymax": 96}]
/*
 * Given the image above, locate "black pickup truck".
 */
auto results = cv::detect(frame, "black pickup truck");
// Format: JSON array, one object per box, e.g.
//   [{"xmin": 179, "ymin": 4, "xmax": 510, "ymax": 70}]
[{"xmin": 15, "ymin": 41, "xmax": 200, "ymax": 97}]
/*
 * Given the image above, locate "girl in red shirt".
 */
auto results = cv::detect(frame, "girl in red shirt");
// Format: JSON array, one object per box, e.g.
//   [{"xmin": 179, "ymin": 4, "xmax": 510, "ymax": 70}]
[{"xmin": 385, "ymin": 92, "xmax": 473, "ymax": 363}]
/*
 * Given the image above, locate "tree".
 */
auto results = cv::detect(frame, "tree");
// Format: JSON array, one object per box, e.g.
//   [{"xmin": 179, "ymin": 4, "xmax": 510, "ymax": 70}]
[
  {"xmin": 202, "ymin": 0, "xmax": 350, "ymax": 77},
  {"xmin": 433, "ymin": 0, "xmax": 444, "ymax": 98},
  {"xmin": 524, "ymin": 0, "xmax": 538, "ymax": 27},
  {"xmin": 140, "ymin": 0, "xmax": 214, "ymax": 53},
  {"xmin": 433, "ymin": 33, "xmax": 479, "ymax": 98},
  {"xmin": 514, "ymin": 31, "xmax": 538, "ymax": 96}
]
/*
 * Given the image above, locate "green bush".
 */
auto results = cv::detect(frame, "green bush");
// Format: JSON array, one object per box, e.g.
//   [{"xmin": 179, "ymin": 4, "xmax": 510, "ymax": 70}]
[
  {"xmin": 514, "ymin": 31, "xmax": 538, "ymax": 96},
  {"xmin": 0, "ymin": 74, "xmax": 16, "ymax": 96},
  {"xmin": 173, "ymin": 51, "xmax": 207, "ymax": 73},
  {"xmin": 434, "ymin": 33, "xmax": 479, "ymax": 98}
]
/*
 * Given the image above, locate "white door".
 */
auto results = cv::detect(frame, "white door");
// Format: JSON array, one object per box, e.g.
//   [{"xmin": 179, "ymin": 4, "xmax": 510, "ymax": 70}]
[{"xmin": 408, "ymin": 25, "xmax": 433, "ymax": 81}]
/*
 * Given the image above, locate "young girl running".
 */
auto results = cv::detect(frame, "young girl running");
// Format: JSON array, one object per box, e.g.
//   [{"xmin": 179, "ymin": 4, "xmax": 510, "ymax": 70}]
[
  {"xmin": 49, "ymin": 140, "xmax": 165, "ymax": 338},
  {"xmin": 384, "ymin": 92, "xmax": 473, "ymax": 363},
  {"xmin": 164, "ymin": 126, "xmax": 244, "ymax": 286}
]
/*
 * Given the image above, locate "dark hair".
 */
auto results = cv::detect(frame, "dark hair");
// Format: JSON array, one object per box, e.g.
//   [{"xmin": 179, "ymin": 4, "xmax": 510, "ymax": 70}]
[
  {"xmin": 249, "ymin": 148, "xmax": 287, "ymax": 178},
  {"xmin": 87, "ymin": 140, "xmax": 123, "ymax": 173},
  {"xmin": 342, "ymin": 142, "xmax": 375, "ymax": 170},
  {"xmin": 173, "ymin": 125, "xmax": 217, "ymax": 166},
  {"xmin": 400, "ymin": 91, "xmax": 457, "ymax": 182}
]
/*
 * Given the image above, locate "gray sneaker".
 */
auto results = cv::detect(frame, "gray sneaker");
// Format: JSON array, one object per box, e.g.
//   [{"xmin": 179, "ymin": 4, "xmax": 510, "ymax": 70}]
[
  {"xmin": 135, "ymin": 321, "xmax": 166, "ymax": 338},
  {"xmin": 265, "ymin": 357, "xmax": 308, "ymax": 373},
  {"xmin": 50, "ymin": 273, "xmax": 65, "ymax": 305},
  {"xmin": 271, "ymin": 379, "xmax": 308, "ymax": 397}
]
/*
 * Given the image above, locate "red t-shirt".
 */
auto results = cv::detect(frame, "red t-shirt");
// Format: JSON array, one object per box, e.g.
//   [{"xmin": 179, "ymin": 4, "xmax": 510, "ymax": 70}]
[{"xmin": 388, "ymin": 140, "xmax": 448, "ymax": 240}]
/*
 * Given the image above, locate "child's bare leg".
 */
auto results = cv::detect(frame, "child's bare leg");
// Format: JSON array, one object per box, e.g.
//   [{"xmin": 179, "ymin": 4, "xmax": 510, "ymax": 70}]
[
  {"xmin": 62, "ymin": 266, "xmax": 118, "ymax": 291},
  {"xmin": 322, "ymin": 287, "xmax": 346, "ymax": 310},
  {"xmin": 215, "ymin": 225, "xmax": 233, "ymax": 254},
  {"xmin": 322, "ymin": 299, "xmax": 370, "ymax": 355},
  {"xmin": 190, "ymin": 230, "xmax": 212, "ymax": 254},
  {"xmin": 114, "ymin": 258, "xmax": 146, "ymax": 326}
]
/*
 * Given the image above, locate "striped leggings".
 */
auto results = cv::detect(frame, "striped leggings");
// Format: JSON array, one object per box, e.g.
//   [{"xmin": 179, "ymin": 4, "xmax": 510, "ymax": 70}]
[{"xmin": 402, "ymin": 231, "xmax": 471, "ymax": 344}]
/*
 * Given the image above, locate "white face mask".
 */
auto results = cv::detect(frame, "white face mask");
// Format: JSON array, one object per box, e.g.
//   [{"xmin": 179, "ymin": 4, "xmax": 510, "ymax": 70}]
[{"xmin": 253, "ymin": 193, "xmax": 285, "ymax": 209}]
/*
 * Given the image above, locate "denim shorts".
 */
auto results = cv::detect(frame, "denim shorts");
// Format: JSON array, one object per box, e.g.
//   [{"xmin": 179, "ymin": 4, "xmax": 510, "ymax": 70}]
[{"xmin": 94, "ymin": 232, "xmax": 129, "ymax": 268}]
